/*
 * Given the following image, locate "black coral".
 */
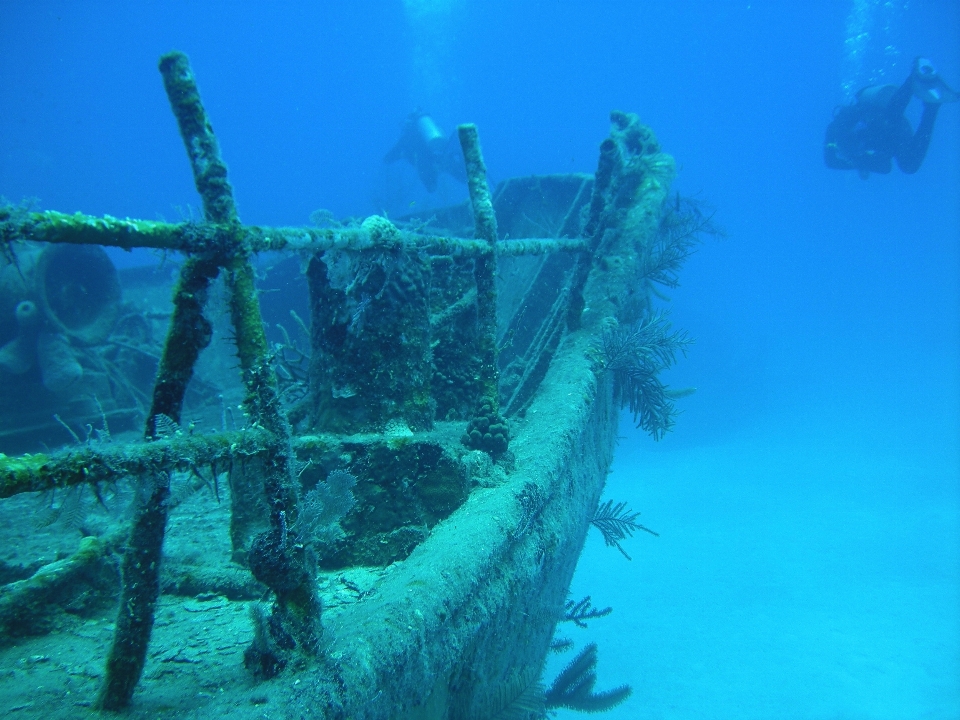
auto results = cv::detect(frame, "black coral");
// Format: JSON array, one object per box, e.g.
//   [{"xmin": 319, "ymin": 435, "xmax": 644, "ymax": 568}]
[
  {"xmin": 545, "ymin": 643, "xmax": 631, "ymax": 713},
  {"xmin": 563, "ymin": 596, "xmax": 612, "ymax": 629},
  {"xmin": 600, "ymin": 311, "xmax": 691, "ymax": 440},
  {"xmin": 591, "ymin": 499, "xmax": 658, "ymax": 561}
]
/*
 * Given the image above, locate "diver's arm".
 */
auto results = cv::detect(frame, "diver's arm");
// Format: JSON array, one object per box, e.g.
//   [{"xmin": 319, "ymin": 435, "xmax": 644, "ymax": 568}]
[
  {"xmin": 824, "ymin": 142, "xmax": 855, "ymax": 169},
  {"xmin": 824, "ymin": 116, "xmax": 856, "ymax": 170}
]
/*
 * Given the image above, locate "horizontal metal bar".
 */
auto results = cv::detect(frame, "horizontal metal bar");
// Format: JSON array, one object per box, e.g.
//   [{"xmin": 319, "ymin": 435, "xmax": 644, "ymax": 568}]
[
  {"xmin": 0, "ymin": 428, "xmax": 272, "ymax": 499},
  {"xmin": 1, "ymin": 208, "xmax": 586, "ymax": 257}
]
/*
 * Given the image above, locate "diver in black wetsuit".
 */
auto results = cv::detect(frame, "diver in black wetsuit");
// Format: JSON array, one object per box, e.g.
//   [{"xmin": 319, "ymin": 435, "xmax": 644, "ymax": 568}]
[{"xmin": 824, "ymin": 57, "xmax": 958, "ymax": 178}]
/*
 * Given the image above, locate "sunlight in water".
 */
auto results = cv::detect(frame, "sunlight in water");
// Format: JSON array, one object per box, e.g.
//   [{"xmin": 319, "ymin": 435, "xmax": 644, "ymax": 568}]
[
  {"xmin": 402, "ymin": 0, "xmax": 465, "ymax": 112},
  {"xmin": 842, "ymin": 0, "xmax": 908, "ymax": 99}
]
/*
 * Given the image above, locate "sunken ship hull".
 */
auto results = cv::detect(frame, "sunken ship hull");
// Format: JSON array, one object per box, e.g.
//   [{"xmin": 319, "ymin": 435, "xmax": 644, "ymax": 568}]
[{"xmin": 0, "ymin": 52, "xmax": 687, "ymax": 719}]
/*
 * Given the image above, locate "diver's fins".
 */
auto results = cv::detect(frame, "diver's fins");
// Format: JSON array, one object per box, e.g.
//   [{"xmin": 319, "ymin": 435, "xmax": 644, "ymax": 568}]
[{"xmin": 912, "ymin": 58, "xmax": 960, "ymax": 104}]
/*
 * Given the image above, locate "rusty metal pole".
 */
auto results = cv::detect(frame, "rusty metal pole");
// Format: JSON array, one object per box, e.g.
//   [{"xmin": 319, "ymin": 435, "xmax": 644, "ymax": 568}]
[
  {"xmin": 96, "ymin": 51, "xmax": 316, "ymax": 710},
  {"xmin": 457, "ymin": 124, "xmax": 509, "ymax": 457}
]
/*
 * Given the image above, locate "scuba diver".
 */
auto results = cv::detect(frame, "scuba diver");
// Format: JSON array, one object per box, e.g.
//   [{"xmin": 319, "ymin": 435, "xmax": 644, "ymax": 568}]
[
  {"xmin": 384, "ymin": 110, "xmax": 467, "ymax": 192},
  {"xmin": 824, "ymin": 57, "xmax": 958, "ymax": 178}
]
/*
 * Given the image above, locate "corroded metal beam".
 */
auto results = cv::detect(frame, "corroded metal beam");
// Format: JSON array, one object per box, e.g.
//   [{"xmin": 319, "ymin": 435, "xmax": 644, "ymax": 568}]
[
  {"xmin": 458, "ymin": 124, "xmax": 510, "ymax": 455},
  {"xmin": 0, "ymin": 428, "xmax": 270, "ymax": 499},
  {"xmin": 0, "ymin": 207, "xmax": 585, "ymax": 256}
]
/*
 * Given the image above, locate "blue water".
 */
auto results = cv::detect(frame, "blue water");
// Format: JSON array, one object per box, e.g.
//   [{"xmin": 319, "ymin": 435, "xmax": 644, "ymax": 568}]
[{"xmin": 2, "ymin": 1, "xmax": 958, "ymax": 717}]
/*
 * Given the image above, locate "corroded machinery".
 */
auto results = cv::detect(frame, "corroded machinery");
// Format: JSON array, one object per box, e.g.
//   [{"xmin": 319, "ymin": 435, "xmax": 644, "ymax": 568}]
[{"xmin": 0, "ymin": 51, "xmax": 693, "ymax": 719}]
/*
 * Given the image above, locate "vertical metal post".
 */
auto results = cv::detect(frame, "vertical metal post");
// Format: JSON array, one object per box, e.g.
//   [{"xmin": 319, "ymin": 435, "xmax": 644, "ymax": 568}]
[
  {"xmin": 96, "ymin": 52, "xmax": 316, "ymax": 710},
  {"xmin": 95, "ymin": 51, "xmax": 231, "ymax": 711},
  {"xmin": 458, "ymin": 124, "xmax": 509, "ymax": 456}
]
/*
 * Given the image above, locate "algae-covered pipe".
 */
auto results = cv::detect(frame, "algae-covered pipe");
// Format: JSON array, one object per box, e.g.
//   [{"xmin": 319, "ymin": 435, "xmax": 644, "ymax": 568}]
[
  {"xmin": 0, "ymin": 428, "xmax": 270, "ymax": 499},
  {"xmin": 159, "ymin": 52, "xmax": 239, "ymax": 224},
  {"xmin": 149, "ymin": 50, "xmax": 240, "ymax": 433},
  {"xmin": 0, "ymin": 536, "xmax": 117, "ymax": 646},
  {"xmin": 164, "ymin": 50, "xmax": 319, "ymax": 681},
  {"xmin": 566, "ymin": 135, "xmax": 621, "ymax": 331},
  {"xmin": 203, "ymin": 75, "xmax": 324, "ymax": 677},
  {"xmin": 457, "ymin": 126, "xmax": 498, "ymax": 384},
  {"xmin": 457, "ymin": 124, "xmax": 509, "ymax": 455},
  {"xmin": 99, "ymin": 51, "xmax": 322, "ymax": 709},
  {"xmin": 458, "ymin": 124, "xmax": 498, "ymax": 245},
  {"xmin": 0, "ymin": 205, "xmax": 586, "ymax": 256},
  {"xmin": 96, "ymin": 51, "xmax": 239, "ymax": 712}
]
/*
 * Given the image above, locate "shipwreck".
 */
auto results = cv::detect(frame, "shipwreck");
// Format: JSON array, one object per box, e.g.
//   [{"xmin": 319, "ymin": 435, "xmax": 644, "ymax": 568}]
[{"xmin": 0, "ymin": 51, "xmax": 715, "ymax": 719}]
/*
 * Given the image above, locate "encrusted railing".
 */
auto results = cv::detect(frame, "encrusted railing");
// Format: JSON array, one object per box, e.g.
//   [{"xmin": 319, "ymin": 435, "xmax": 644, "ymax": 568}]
[{"xmin": 1, "ymin": 207, "xmax": 588, "ymax": 257}]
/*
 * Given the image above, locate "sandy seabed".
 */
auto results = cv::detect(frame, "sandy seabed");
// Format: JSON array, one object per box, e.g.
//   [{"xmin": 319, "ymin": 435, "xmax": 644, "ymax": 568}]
[{"xmin": 554, "ymin": 407, "xmax": 960, "ymax": 720}]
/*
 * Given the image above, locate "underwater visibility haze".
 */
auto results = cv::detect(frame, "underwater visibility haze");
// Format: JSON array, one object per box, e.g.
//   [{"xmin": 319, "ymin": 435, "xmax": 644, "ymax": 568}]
[{"xmin": 0, "ymin": 1, "xmax": 958, "ymax": 719}]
